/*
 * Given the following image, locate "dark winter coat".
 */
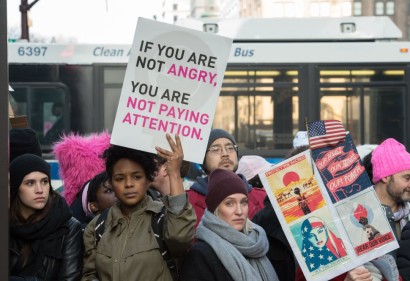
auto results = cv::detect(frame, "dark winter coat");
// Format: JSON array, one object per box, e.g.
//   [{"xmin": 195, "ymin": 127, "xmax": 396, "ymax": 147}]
[
  {"xmin": 252, "ymin": 196, "xmax": 296, "ymax": 281},
  {"xmin": 398, "ymin": 221, "xmax": 410, "ymax": 280},
  {"xmin": 179, "ymin": 240, "xmax": 234, "ymax": 281},
  {"xmin": 9, "ymin": 195, "xmax": 83, "ymax": 281}
]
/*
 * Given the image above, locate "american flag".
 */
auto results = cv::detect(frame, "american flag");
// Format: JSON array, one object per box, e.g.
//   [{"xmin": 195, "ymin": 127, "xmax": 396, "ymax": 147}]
[{"xmin": 307, "ymin": 120, "xmax": 346, "ymax": 150}]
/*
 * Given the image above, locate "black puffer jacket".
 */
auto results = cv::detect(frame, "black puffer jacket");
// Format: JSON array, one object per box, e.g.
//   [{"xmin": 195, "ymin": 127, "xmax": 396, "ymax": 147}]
[
  {"xmin": 252, "ymin": 196, "xmax": 296, "ymax": 281},
  {"xmin": 10, "ymin": 195, "xmax": 83, "ymax": 281},
  {"xmin": 179, "ymin": 240, "xmax": 234, "ymax": 281},
  {"xmin": 397, "ymin": 221, "xmax": 410, "ymax": 281}
]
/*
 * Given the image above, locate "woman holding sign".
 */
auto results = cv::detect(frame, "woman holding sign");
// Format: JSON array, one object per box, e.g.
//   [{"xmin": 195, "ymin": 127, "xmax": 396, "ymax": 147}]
[
  {"xmin": 82, "ymin": 134, "xmax": 196, "ymax": 281},
  {"xmin": 179, "ymin": 168, "xmax": 279, "ymax": 281}
]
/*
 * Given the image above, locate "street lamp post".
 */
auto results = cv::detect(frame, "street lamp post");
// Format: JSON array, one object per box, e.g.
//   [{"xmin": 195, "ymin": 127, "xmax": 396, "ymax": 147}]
[
  {"xmin": 20, "ymin": 0, "xmax": 40, "ymax": 41},
  {"xmin": 1, "ymin": 0, "xmax": 10, "ymax": 278}
]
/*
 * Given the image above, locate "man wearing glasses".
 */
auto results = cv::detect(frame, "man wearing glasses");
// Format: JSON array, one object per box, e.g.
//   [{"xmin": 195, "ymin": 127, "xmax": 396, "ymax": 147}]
[{"xmin": 186, "ymin": 129, "xmax": 266, "ymax": 228}]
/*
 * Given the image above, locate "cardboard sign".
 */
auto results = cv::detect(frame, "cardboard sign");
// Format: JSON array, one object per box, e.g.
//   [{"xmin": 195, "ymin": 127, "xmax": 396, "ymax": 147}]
[
  {"xmin": 110, "ymin": 18, "xmax": 232, "ymax": 163},
  {"xmin": 10, "ymin": 115, "xmax": 29, "ymax": 129},
  {"xmin": 259, "ymin": 135, "xmax": 399, "ymax": 281}
]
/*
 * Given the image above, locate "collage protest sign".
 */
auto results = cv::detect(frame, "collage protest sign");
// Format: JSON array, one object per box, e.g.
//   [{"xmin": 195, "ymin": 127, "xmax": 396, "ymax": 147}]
[
  {"xmin": 110, "ymin": 17, "xmax": 232, "ymax": 163},
  {"xmin": 259, "ymin": 120, "xmax": 399, "ymax": 281}
]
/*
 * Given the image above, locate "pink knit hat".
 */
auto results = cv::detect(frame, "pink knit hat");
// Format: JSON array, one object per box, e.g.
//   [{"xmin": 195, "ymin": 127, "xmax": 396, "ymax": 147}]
[{"xmin": 371, "ymin": 138, "xmax": 410, "ymax": 183}]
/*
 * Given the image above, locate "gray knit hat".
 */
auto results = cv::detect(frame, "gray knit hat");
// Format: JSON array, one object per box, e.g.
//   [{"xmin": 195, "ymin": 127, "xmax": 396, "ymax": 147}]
[{"xmin": 202, "ymin": 129, "xmax": 238, "ymax": 173}]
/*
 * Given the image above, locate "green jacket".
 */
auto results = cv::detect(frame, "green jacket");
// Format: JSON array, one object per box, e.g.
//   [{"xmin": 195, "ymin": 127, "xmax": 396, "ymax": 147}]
[{"xmin": 82, "ymin": 194, "xmax": 196, "ymax": 281}]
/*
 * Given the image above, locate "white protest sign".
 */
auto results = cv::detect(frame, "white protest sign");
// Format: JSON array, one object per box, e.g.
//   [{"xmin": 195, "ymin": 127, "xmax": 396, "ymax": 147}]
[{"xmin": 110, "ymin": 17, "xmax": 232, "ymax": 163}]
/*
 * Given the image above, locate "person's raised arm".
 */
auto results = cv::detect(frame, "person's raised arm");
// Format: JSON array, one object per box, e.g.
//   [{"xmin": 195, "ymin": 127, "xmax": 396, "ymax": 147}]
[
  {"xmin": 155, "ymin": 134, "xmax": 196, "ymax": 258},
  {"xmin": 155, "ymin": 133, "xmax": 184, "ymax": 196}
]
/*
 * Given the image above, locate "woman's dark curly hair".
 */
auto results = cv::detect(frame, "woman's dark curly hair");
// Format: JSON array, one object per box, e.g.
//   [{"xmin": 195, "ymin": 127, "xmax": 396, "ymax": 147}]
[
  {"xmin": 102, "ymin": 145, "xmax": 157, "ymax": 182},
  {"xmin": 362, "ymin": 152, "xmax": 374, "ymax": 184},
  {"xmin": 87, "ymin": 171, "xmax": 110, "ymax": 203}
]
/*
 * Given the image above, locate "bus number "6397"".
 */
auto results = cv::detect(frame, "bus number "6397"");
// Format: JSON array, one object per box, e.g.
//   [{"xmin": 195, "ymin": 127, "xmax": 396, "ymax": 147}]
[{"xmin": 18, "ymin": 46, "xmax": 48, "ymax": 56}]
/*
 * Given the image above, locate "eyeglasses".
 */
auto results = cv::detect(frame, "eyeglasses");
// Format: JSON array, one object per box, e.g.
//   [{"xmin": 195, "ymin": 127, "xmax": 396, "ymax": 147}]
[{"xmin": 207, "ymin": 144, "xmax": 238, "ymax": 155}]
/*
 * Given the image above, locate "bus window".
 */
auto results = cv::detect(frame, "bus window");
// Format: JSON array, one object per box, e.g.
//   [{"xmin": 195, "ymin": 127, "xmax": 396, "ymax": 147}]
[
  {"xmin": 214, "ymin": 92, "xmax": 298, "ymax": 152},
  {"xmin": 368, "ymin": 87, "xmax": 406, "ymax": 143},
  {"xmin": 212, "ymin": 95, "xmax": 235, "ymax": 132},
  {"xmin": 104, "ymin": 87, "xmax": 122, "ymax": 130},
  {"xmin": 216, "ymin": 66, "xmax": 299, "ymax": 153},
  {"xmin": 320, "ymin": 86, "xmax": 406, "ymax": 145},
  {"xmin": 8, "ymin": 91, "xmax": 25, "ymax": 117},
  {"xmin": 43, "ymin": 101, "xmax": 65, "ymax": 144},
  {"xmin": 9, "ymin": 85, "xmax": 69, "ymax": 148},
  {"xmin": 320, "ymin": 64, "xmax": 406, "ymax": 147},
  {"xmin": 320, "ymin": 90, "xmax": 359, "ymax": 142},
  {"xmin": 102, "ymin": 66, "xmax": 126, "ymax": 130}
]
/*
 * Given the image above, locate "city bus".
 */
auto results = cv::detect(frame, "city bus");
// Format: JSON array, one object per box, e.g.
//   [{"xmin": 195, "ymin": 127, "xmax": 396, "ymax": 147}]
[{"xmin": 8, "ymin": 16, "xmax": 410, "ymax": 165}]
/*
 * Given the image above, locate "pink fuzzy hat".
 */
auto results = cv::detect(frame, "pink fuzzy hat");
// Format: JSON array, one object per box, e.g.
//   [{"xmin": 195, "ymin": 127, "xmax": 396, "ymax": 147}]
[
  {"xmin": 53, "ymin": 131, "xmax": 111, "ymax": 205},
  {"xmin": 371, "ymin": 138, "xmax": 410, "ymax": 183}
]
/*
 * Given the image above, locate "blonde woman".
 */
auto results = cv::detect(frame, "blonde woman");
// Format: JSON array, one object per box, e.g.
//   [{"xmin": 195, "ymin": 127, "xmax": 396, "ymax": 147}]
[{"xmin": 180, "ymin": 168, "xmax": 279, "ymax": 281}]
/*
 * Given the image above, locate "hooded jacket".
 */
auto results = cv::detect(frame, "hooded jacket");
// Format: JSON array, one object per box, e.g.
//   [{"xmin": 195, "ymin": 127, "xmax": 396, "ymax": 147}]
[{"xmin": 82, "ymin": 195, "xmax": 196, "ymax": 281}]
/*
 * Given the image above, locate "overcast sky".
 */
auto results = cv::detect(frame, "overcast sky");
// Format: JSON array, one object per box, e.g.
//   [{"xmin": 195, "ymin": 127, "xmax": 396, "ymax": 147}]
[{"xmin": 7, "ymin": 0, "xmax": 162, "ymax": 43}]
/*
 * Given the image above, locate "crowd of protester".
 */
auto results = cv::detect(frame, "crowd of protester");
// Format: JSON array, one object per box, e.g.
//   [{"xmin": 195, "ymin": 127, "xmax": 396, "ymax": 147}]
[{"xmin": 8, "ymin": 126, "xmax": 410, "ymax": 281}]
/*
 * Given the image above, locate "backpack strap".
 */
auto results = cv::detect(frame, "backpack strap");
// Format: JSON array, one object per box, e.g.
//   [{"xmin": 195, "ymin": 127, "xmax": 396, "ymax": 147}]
[
  {"xmin": 151, "ymin": 207, "xmax": 178, "ymax": 281},
  {"xmin": 94, "ymin": 207, "xmax": 110, "ymax": 246}
]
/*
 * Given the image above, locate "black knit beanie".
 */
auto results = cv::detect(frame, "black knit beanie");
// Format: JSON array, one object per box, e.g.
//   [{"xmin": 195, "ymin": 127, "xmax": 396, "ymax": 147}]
[
  {"xmin": 205, "ymin": 168, "xmax": 248, "ymax": 213},
  {"xmin": 9, "ymin": 128, "xmax": 42, "ymax": 163},
  {"xmin": 9, "ymin": 154, "xmax": 51, "ymax": 200},
  {"xmin": 201, "ymin": 129, "xmax": 238, "ymax": 173}
]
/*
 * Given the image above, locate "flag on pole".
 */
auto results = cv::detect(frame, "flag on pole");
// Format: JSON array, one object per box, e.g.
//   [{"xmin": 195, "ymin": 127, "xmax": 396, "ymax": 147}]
[{"xmin": 307, "ymin": 120, "xmax": 346, "ymax": 150}]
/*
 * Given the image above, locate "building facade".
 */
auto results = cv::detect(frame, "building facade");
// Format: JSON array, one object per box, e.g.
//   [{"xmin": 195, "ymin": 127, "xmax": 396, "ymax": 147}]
[{"xmin": 175, "ymin": 0, "xmax": 409, "ymax": 40}]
